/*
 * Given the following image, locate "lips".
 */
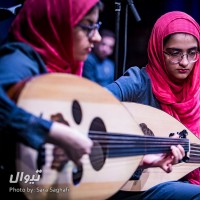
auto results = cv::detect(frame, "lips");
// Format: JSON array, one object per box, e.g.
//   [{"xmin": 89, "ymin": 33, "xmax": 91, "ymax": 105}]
[
  {"xmin": 86, "ymin": 47, "xmax": 92, "ymax": 53},
  {"xmin": 177, "ymin": 69, "xmax": 189, "ymax": 73}
]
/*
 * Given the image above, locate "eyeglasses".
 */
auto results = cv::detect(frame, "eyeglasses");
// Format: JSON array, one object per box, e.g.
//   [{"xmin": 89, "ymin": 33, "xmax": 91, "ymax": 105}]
[
  {"xmin": 163, "ymin": 50, "xmax": 200, "ymax": 64},
  {"xmin": 77, "ymin": 21, "xmax": 102, "ymax": 39}
]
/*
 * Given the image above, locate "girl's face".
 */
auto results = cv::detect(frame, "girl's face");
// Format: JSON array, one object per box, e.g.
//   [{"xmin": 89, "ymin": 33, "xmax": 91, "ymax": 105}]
[
  {"xmin": 163, "ymin": 33, "xmax": 199, "ymax": 84},
  {"xmin": 73, "ymin": 7, "xmax": 101, "ymax": 62}
]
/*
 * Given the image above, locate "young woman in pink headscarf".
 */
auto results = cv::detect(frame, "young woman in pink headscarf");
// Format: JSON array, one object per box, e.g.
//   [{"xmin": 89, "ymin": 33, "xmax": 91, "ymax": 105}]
[
  {"xmin": 0, "ymin": 0, "xmax": 102, "ymax": 198},
  {"xmin": 0, "ymin": 0, "xmax": 103, "ymax": 162},
  {"xmin": 107, "ymin": 11, "xmax": 200, "ymax": 200}
]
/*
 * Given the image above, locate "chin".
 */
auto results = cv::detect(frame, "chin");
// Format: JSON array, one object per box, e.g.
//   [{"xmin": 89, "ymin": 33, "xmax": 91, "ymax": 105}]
[
  {"xmin": 76, "ymin": 55, "xmax": 87, "ymax": 62},
  {"xmin": 82, "ymin": 54, "xmax": 88, "ymax": 61},
  {"xmin": 173, "ymin": 76, "xmax": 188, "ymax": 84}
]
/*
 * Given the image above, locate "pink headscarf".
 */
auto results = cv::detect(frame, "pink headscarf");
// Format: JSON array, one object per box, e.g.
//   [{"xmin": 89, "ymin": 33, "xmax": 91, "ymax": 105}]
[
  {"xmin": 9, "ymin": 0, "xmax": 99, "ymax": 75},
  {"xmin": 146, "ymin": 11, "xmax": 200, "ymax": 185},
  {"xmin": 146, "ymin": 11, "xmax": 200, "ymax": 137}
]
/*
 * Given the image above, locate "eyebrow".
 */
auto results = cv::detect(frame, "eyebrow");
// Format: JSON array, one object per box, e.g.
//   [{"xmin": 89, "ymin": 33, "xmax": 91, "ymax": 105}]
[{"xmin": 166, "ymin": 47, "xmax": 198, "ymax": 51}]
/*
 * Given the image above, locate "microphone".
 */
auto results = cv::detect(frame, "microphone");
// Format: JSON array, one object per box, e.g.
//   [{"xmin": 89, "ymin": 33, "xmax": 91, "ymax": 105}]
[
  {"xmin": 0, "ymin": 4, "xmax": 22, "ymax": 21},
  {"xmin": 126, "ymin": 0, "xmax": 141, "ymax": 22}
]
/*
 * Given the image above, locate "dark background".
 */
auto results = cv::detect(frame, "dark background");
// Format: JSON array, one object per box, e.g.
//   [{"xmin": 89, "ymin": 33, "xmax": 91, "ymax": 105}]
[
  {"xmin": 100, "ymin": 0, "xmax": 200, "ymax": 78},
  {"xmin": 0, "ymin": 0, "xmax": 200, "ymax": 78},
  {"xmin": 0, "ymin": 0, "xmax": 23, "ymax": 44}
]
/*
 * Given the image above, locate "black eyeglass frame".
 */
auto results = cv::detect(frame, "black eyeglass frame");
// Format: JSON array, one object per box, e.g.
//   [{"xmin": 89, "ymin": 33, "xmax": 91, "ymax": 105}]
[{"xmin": 77, "ymin": 21, "xmax": 102, "ymax": 38}]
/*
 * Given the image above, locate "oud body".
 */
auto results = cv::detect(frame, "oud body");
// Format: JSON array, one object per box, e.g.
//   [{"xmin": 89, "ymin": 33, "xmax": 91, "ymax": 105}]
[
  {"xmin": 14, "ymin": 74, "xmax": 145, "ymax": 200},
  {"xmin": 121, "ymin": 102, "xmax": 199, "ymax": 192}
]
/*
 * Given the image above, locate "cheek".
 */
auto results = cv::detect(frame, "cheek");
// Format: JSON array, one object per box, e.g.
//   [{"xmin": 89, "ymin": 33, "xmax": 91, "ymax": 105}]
[
  {"xmin": 73, "ymin": 39, "xmax": 88, "ymax": 61},
  {"xmin": 165, "ymin": 62, "xmax": 175, "ymax": 76},
  {"xmin": 189, "ymin": 64, "xmax": 195, "ymax": 75},
  {"xmin": 73, "ymin": 35, "xmax": 83, "ymax": 59},
  {"xmin": 108, "ymin": 48, "xmax": 113, "ymax": 55},
  {"xmin": 73, "ymin": 39, "xmax": 79, "ymax": 57}
]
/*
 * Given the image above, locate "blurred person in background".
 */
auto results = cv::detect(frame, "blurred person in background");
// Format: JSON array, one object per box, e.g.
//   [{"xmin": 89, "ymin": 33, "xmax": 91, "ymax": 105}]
[{"xmin": 83, "ymin": 29, "xmax": 115, "ymax": 86}]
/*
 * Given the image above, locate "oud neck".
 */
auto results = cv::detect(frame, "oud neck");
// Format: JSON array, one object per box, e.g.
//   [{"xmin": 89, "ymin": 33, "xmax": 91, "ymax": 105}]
[
  {"xmin": 186, "ymin": 143, "xmax": 200, "ymax": 163},
  {"xmin": 90, "ymin": 132, "xmax": 189, "ymax": 158}
]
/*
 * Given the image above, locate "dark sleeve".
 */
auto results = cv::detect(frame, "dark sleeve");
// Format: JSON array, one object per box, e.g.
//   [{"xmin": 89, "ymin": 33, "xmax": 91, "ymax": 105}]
[
  {"xmin": 106, "ymin": 67, "xmax": 161, "ymax": 108},
  {"xmin": 106, "ymin": 66, "xmax": 144, "ymax": 102},
  {"xmin": 105, "ymin": 81, "xmax": 123, "ymax": 101},
  {"xmin": 82, "ymin": 54, "xmax": 96, "ymax": 82},
  {"xmin": 0, "ymin": 42, "xmax": 47, "ymax": 88},
  {"xmin": 0, "ymin": 43, "xmax": 52, "ymax": 150},
  {"xmin": 0, "ymin": 86, "xmax": 52, "ymax": 150}
]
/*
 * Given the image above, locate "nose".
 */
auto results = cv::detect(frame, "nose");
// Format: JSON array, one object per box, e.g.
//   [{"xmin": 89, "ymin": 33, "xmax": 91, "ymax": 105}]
[
  {"xmin": 90, "ymin": 30, "xmax": 101, "ymax": 43},
  {"xmin": 179, "ymin": 54, "xmax": 189, "ymax": 67}
]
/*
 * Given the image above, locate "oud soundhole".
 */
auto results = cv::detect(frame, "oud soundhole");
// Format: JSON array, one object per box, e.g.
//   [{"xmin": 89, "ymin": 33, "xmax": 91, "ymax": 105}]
[
  {"xmin": 72, "ymin": 164, "xmax": 83, "ymax": 185},
  {"xmin": 72, "ymin": 100, "xmax": 82, "ymax": 124},
  {"xmin": 89, "ymin": 117, "xmax": 107, "ymax": 171}
]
